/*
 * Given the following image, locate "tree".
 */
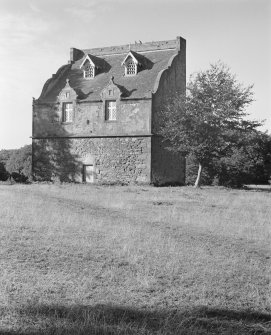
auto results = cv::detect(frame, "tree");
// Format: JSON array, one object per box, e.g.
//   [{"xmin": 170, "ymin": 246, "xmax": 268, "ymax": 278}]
[
  {"xmin": 0, "ymin": 162, "xmax": 9, "ymax": 181},
  {"xmin": 0, "ymin": 149, "xmax": 15, "ymax": 181},
  {"xmin": 5, "ymin": 145, "xmax": 32, "ymax": 181},
  {"xmin": 215, "ymin": 130, "xmax": 271, "ymax": 187},
  {"xmin": 158, "ymin": 62, "xmax": 261, "ymax": 187}
]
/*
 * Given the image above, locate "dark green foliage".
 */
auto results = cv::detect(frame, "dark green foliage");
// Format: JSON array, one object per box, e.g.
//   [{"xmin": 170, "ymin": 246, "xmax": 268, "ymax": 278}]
[{"xmin": 5, "ymin": 145, "xmax": 32, "ymax": 182}]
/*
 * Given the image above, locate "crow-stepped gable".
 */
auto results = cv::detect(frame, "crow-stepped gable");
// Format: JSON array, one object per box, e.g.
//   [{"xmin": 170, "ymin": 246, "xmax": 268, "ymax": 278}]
[{"xmin": 32, "ymin": 36, "xmax": 186, "ymax": 184}]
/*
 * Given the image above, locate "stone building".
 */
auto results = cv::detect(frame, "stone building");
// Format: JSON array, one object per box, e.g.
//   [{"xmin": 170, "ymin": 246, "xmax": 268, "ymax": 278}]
[{"xmin": 32, "ymin": 36, "xmax": 186, "ymax": 184}]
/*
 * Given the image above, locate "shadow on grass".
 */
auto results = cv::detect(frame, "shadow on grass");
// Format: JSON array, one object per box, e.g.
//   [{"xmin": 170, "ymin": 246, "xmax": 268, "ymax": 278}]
[
  {"xmin": 1, "ymin": 304, "xmax": 271, "ymax": 334},
  {"xmin": 243, "ymin": 185, "xmax": 271, "ymax": 193}
]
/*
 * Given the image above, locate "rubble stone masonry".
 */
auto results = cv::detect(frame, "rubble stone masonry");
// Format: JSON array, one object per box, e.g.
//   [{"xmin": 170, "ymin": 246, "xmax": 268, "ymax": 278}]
[{"xmin": 33, "ymin": 137, "xmax": 151, "ymax": 184}]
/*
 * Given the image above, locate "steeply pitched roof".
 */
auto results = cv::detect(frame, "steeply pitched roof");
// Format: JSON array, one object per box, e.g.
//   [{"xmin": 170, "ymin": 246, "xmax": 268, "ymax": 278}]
[{"xmin": 38, "ymin": 39, "xmax": 180, "ymax": 102}]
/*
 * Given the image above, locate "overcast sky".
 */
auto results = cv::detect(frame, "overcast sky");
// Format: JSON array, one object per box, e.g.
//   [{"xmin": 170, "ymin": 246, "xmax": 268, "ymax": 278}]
[{"xmin": 0, "ymin": 0, "xmax": 270, "ymax": 149}]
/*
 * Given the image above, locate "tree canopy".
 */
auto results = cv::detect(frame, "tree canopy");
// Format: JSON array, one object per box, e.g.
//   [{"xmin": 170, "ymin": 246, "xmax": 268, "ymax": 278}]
[
  {"xmin": 158, "ymin": 62, "xmax": 264, "ymax": 187},
  {"xmin": 5, "ymin": 145, "xmax": 32, "ymax": 181}
]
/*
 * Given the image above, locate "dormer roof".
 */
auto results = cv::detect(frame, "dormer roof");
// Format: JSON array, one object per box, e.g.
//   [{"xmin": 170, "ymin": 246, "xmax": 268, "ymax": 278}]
[
  {"xmin": 57, "ymin": 78, "xmax": 77, "ymax": 101},
  {"xmin": 121, "ymin": 51, "xmax": 141, "ymax": 66},
  {"xmin": 100, "ymin": 76, "xmax": 122, "ymax": 100},
  {"xmin": 80, "ymin": 54, "xmax": 98, "ymax": 69}
]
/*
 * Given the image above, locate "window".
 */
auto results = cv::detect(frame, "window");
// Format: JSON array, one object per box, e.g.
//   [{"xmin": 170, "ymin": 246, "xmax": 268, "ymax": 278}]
[
  {"xmin": 126, "ymin": 60, "xmax": 136, "ymax": 75},
  {"xmin": 62, "ymin": 102, "xmax": 73, "ymax": 122},
  {"xmin": 84, "ymin": 64, "xmax": 95, "ymax": 78},
  {"xmin": 80, "ymin": 55, "xmax": 98, "ymax": 79},
  {"xmin": 122, "ymin": 52, "xmax": 140, "ymax": 76},
  {"xmin": 105, "ymin": 101, "xmax": 116, "ymax": 121}
]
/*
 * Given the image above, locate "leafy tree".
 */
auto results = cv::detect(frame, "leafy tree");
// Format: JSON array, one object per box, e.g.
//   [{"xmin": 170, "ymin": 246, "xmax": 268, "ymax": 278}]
[
  {"xmin": 0, "ymin": 149, "xmax": 15, "ymax": 164},
  {"xmin": 0, "ymin": 162, "xmax": 9, "ymax": 181},
  {"xmin": 215, "ymin": 130, "xmax": 271, "ymax": 187},
  {"xmin": 0, "ymin": 149, "xmax": 15, "ymax": 181},
  {"xmin": 158, "ymin": 62, "xmax": 261, "ymax": 187},
  {"xmin": 185, "ymin": 153, "xmax": 216, "ymax": 186},
  {"xmin": 186, "ymin": 131, "xmax": 271, "ymax": 187},
  {"xmin": 5, "ymin": 145, "xmax": 32, "ymax": 181}
]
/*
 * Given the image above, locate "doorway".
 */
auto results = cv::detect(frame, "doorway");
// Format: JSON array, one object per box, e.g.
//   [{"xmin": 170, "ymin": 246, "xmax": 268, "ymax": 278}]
[{"xmin": 83, "ymin": 165, "xmax": 94, "ymax": 183}]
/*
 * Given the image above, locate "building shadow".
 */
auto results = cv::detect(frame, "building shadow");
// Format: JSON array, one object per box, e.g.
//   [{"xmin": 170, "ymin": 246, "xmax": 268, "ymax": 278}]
[
  {"xmin": 117, "ymin": 85, "xmax": 137, "ymax": 98},
  {"xmin": 33, "ymin": 138, "xmax": 82, "ymax": 182},
  {"xmin": 1, "ymin": 303, "xmax": 270, "ymax": 334},
  {"xmin": 136, "ymin": 53, "xmax": 154, "ymax": 70},
  {"xmin": 32, "ymin": 103, "xmax": 82, "ymax": 182}
]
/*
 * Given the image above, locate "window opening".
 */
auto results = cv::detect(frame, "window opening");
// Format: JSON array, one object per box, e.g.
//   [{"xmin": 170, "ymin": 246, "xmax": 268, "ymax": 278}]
[
  {"xmin": 84, "ymin": 64, "xmax": 95, "ymax": 78},
  {"xmin": 126, "ymin": 61, "xmax": 136, "ymax": 75},
  {"xmin": 105, "ymin": 101, "xmax": 116, "ymax": 121},
  {"xmin": 63, "ymin": 102, "xmax": 73, "ymax": 122}
]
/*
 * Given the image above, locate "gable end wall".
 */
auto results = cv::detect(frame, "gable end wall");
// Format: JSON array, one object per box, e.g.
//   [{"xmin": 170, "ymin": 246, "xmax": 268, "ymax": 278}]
[{"xmin": 151, "ymin": 37, "xmax": 186, "ymax": 185}]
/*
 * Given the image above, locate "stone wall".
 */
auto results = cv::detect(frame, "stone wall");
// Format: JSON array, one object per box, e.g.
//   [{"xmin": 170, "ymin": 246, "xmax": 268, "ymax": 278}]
[
  {"xmin": 152, "ymin": 37, "xmax": 186, "ymax": 129},
  {"xmin": 33, "ymin": 100, "xmax": 151, "ymax": 138},
  {"xmin": 32, "ymin": 137, "xmax": 151, "ymax": 184},
  {"xmin": 150, "ymin": 37, "xmax": 186, "ymax": 185}
]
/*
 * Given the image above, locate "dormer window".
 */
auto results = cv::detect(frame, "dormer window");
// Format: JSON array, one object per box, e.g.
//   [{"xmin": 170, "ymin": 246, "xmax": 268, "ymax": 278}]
[
  {"xmin": 122, "ymin": 51, "xmax": 141, "ymax": 76},
  {"xmin": 84, "ymin": 63, "xmax": 95, "ymax": 78},
  {"xmin": 80, "ymin": 54, "xmax": 98, "ymax": 79},
  {"xmin": 126, "ymin": 60, "xmax": 136, "ymax": 75}
]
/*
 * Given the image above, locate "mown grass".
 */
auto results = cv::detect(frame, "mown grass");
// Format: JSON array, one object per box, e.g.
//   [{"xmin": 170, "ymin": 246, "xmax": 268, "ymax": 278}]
[{"xmin": 0, "ymin": 184, "xmax": 270, "ymax": 334}]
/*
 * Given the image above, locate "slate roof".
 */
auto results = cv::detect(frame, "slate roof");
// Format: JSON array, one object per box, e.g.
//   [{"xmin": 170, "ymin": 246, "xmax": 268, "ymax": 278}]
[{"xmin": 38, "ymin": 42, "xmax": 178, "ymax": 102}]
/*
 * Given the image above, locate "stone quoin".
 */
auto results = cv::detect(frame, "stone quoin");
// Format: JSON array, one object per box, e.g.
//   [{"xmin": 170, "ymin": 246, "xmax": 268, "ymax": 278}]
[{"xmin": 32, "ymin": 36, "xmax": 186, "ymax": 184}]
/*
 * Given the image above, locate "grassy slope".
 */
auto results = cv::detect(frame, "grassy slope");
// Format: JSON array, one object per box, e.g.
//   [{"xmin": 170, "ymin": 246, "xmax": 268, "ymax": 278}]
[{"xmin": 0, "ymin": 184, "xmax": 270, "ymax": 334}]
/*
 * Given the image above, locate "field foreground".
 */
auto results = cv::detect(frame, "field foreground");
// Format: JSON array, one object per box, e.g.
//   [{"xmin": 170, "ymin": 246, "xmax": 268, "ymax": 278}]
[{"xmin": 0, "ymin": 184, "xmax": 270, "ymax": 334}]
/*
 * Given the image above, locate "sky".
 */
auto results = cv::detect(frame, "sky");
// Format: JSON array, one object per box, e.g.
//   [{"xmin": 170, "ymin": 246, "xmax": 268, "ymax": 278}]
[{"xmin": 0, "ymin": 0, "xmax": 270, "ymax": 149}]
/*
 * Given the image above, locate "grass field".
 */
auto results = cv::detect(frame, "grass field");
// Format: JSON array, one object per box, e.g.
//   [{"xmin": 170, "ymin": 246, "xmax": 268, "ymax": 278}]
[{"xmin": 0, "ymin": 183, "xmax": 270, "ymax": 334}]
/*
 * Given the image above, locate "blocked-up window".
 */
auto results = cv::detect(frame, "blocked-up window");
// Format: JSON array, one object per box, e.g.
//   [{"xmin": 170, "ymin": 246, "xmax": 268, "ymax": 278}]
[
  {"xmin": 105, "ymin": 101, "xmax": 116, "ymax": 121},
  {"xmin": 62, "ymin": 102, "xmax": 73, "ymax": 122}
]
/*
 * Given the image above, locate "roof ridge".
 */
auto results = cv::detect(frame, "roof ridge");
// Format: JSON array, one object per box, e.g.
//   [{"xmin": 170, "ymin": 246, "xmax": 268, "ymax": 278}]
[
  {"xmin": 90, "ymin": 47, "xmax": 177, "ymax": 58},
  {"xmin": 82, "ymin": 39, "xmax": 177, "ymax": 56}
]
